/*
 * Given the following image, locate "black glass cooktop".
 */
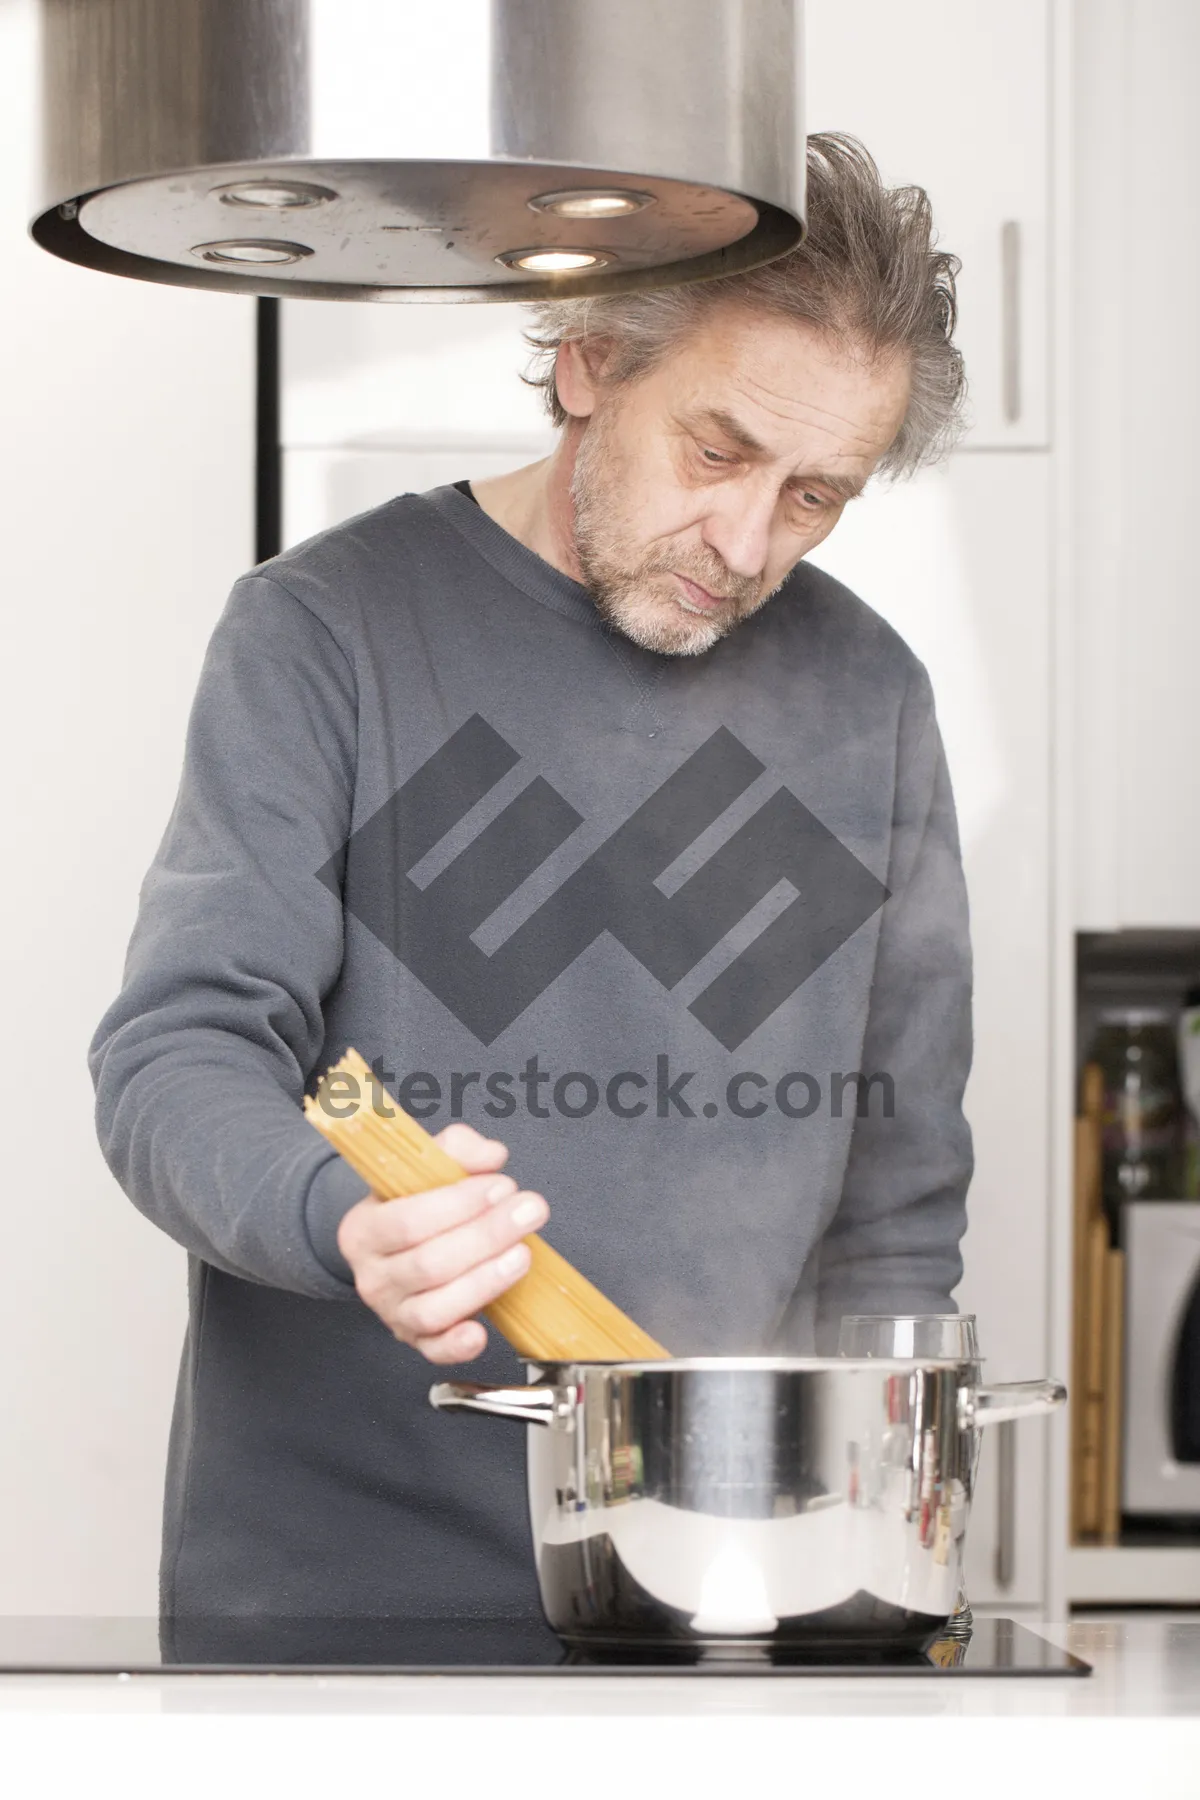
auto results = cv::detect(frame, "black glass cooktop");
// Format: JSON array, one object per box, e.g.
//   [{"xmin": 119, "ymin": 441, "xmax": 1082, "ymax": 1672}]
[{"xmin": 0, "ymin": 1615, "xmax": 1088, "ymax": 1677}]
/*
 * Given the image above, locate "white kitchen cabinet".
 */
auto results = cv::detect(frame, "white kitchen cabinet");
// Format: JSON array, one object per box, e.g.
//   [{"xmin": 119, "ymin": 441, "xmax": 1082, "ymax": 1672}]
[
  {"xmin": 282, "ymin": 299, "xmax": 551, "ymax": 450},
  {"xmin": 809, "ymin": 451, "xmax": 1053, "ymax": 1605},
  {"xmin": 805, "ymin": 0, "xmax": 1051, "ymax": 449},
  {"xmin": 283, "ymin": 444, "xmax": 552, "ymax": 548},
  {"xmin": 1072, "ymin": 0, "xmax": 1200, "ymax": 931},
  {"xmin": 280, "ymin": 290, "xmax": 555, "ymax": 543}
]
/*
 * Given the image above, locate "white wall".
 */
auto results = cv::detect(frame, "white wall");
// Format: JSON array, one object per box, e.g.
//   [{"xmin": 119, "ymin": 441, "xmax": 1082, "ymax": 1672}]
[{"xmin": 0, "ymin": 0, "xmax": 254, "ymax": 1611}]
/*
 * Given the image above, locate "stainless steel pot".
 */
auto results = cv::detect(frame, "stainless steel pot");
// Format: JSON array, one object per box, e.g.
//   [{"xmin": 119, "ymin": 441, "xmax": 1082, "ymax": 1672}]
[{"xmin": 429, "ymin": 1358, "xmax": 1065, "ymax": 1651}]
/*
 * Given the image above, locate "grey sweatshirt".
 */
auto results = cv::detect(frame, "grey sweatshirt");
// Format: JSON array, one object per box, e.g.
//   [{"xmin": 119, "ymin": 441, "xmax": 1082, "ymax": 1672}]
[{"xmin": 88, "ymin": 482, "xmax": 973, "ymax": 1622}]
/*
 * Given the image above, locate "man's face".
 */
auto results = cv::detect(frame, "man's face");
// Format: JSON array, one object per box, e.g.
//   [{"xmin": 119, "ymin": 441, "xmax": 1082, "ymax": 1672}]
[{"xmin": 565, "ymin": 303, "xmax": 912, "ymax": 655}]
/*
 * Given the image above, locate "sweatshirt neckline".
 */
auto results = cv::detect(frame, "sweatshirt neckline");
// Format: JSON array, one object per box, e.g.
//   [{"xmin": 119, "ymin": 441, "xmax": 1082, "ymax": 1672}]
[{"xmin": 421, "ymin": 482, "xmax": 673, "ymax": 668}]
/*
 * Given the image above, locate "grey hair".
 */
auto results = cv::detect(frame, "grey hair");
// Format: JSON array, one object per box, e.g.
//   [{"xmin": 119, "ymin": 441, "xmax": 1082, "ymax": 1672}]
[{"xmin": 521, "ymin": 132, "xmax": 967, "ymax": 480}]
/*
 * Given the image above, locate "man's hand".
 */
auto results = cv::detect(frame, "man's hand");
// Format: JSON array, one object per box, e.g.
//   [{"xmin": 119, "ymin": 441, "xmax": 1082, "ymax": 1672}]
[{"xmin": 335, "ymin": 1123, "xmax": 549, "ymax": 1364}]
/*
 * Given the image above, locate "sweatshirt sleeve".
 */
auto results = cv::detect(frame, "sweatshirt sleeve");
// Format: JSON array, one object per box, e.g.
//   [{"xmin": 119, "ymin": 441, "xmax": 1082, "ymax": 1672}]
[
  {"xmin": 88, "ymin": 571, "xmax": 370, "ymax": 1298},
  {"xmin": 813, "ymin": 662, "xmax": 975, "ymax": 1349}
]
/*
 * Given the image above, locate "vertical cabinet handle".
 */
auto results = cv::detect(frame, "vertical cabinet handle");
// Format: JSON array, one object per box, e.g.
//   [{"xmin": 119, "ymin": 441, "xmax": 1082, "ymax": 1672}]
[
  {"xmin": 1001, "ymin": 220, "xmax": 1022, "ymax": 425},
  {"xmin": 994, "ymin": 1418, "xmax": 1017, "ymax": 1590}
]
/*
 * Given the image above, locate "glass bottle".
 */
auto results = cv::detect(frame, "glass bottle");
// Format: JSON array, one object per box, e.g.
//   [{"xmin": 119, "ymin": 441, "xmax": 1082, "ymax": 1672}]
[{"xmin": 1091, "ymin": 1007, "xmax": 1182, "ymax": 1226}]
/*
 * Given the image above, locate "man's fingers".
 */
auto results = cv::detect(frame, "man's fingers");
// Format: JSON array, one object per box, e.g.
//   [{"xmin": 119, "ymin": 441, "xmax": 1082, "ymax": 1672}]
[
  {"xmin": 393, "ymin": 1190, "xmax": 548, "ymax": 1295},
  {"xmin": 357, "ymin": 1173, "xmax": 520, "ymax": 1256},
  {"xmin": 414, "ymin": 1320, "xmax": 489, "ymax": 1365},
  {"xmin": 393, "ymin": 1240, "xmax": 533, "ymax": 1342},
  {"xmin": 334, "ymin": 1127, "xmax": 540, "ymax": 1364},
  {"xmin": 434, "ymin": 1121, "xmax": 509, "ymax": 1171}
]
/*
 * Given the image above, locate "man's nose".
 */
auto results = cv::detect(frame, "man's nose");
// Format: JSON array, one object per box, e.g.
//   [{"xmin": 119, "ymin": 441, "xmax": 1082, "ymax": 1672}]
[{"xmin": 700, "ymin": 487, "xmax": 776, "ymax": 583}]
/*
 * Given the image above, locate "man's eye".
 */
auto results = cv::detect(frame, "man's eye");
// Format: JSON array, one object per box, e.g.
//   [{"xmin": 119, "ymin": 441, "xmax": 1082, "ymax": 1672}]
[
  {"xmin": 699, "ymin": 446, "xmax": 731, "ymax": 466},
  {"xmin": 796, "ymin": 490, "xmax": 826, "ymax": 510}
]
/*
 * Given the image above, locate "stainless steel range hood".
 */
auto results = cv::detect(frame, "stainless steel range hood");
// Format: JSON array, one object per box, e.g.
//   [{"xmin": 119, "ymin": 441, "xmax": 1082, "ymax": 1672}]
[{"xmin": 31, "ymin": 0, "xmax": 806, "ymax": 301}]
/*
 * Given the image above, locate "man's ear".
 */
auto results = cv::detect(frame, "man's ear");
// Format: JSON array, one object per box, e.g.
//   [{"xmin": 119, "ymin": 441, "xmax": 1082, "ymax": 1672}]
[{"xmin": 554, "ymin": 336, "xmax": 614, "ymax": 421}]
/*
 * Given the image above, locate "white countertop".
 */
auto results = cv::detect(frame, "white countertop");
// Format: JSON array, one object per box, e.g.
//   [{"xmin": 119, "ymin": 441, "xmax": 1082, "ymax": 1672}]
[{"xmin": 3, "ymin": 1618, "xmax": 1198, "ymax": 1799}]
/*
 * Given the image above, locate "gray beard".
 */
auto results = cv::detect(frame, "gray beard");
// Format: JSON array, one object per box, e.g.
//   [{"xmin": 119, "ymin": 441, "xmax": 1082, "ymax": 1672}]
[{"xmin": 569, "ymin": 418, "xmax": 769, "ymax": 656}]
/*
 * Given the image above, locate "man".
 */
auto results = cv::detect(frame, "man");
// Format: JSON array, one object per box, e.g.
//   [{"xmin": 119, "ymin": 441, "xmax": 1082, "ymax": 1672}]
[{"xmin": 89, "ymin": 134, "xmax": 974, "ymax": 1623}]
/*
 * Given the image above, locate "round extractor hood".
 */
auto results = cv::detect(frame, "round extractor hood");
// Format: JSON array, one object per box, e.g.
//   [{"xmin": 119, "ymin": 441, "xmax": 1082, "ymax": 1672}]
[{"xmin": 31, "ymin": 0, "xmax": 806, "ymax": 302}]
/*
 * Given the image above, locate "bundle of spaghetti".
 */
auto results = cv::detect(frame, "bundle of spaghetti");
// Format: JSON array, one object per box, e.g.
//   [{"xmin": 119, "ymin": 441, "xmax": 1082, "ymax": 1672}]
[{"xmin": 303, "ymin": 1048, "xmax": 669, "ymax": 1362}]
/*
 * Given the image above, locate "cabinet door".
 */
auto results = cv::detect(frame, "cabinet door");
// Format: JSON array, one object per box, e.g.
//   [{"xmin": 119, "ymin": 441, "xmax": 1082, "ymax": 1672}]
[
  {"xmin": 283, "ymin": 445, "xmax": 552, "ymax": 548},
  {"xmin": 1073, "ymin": 0, "xmax": 1200, "ymax": 930},
  {"xmin": 808, "ymin": 452, "xmax": 1052, "ymax": 1606},
  {"xmin": 804, "ymin": 0, "xmax": 1051, "ymax": 449},
  {"xmin": 281, "ymin": 298, "xmax": 551, "ymax": 450},
  {"xmin": 280, "ymin": 297, "xmax": 555, "ymax": 546}
]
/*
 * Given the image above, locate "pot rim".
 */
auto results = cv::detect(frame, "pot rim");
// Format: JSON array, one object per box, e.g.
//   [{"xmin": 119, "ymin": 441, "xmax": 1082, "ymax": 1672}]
[{"xmin": 522, "ymin": 1355, "xmax": 979, "ymax": 1374}]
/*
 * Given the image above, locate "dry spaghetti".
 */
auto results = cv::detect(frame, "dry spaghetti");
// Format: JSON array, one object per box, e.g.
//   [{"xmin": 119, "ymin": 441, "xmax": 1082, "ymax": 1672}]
[{"xmin": 303, "ymin": 1047, "xmax": 669, "ymax": 1362}]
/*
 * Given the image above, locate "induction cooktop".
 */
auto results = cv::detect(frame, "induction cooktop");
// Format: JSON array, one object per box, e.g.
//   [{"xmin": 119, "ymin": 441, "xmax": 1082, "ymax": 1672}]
[{"xmin": 0, "ymin": 1616, "xmax": 1089, "ymax": 1677}]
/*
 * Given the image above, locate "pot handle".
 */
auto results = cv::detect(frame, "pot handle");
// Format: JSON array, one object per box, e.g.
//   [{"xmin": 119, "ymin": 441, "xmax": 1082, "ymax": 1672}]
[
  {"xmin": 969, "ymin": 1377, "xmax": 1067, "ymax": 1427},
  {"xmin": 428, "ymin": 1380, "xmax": 566, "ymax": 1427}
]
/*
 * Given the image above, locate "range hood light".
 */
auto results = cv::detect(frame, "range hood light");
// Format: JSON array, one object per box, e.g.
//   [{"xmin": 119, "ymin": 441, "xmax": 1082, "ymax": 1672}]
[
  {"xmin": 214, "ymin": 180, "xmax": 337, "ymax": 210},
  {"xmin": 528, "ymin": 188, "xmax": 656, "ymax": 220},
  {"xmin": 498, "ymin": 248, "xmax": 612, "ymax": 274},
  {"xmin": 34, "ymin": 0, "xmax": 805, "ymax": 299},
  {"xmin": 191, "ymin": 239, "xmax": 314, "ymax": 266}
]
